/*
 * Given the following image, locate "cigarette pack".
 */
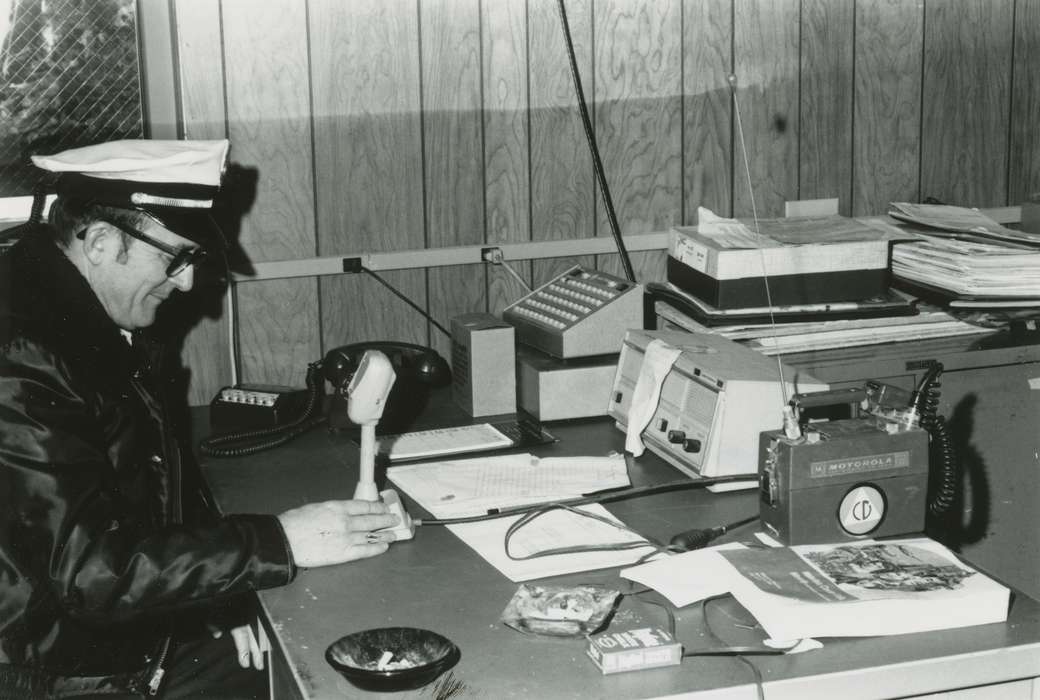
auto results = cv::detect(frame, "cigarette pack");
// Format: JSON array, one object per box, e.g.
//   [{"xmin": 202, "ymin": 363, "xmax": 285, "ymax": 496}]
[{"xmin": 585, "ymin": 626, "xmax": 682, "ymax": 675}]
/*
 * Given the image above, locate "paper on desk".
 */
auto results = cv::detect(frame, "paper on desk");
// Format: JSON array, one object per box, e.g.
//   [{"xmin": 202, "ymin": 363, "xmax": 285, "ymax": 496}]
[
  {"xmin": 447, "ymin": 504, "xmax": 655, "ymax": 582},
  {"xmin": 620, "ymin": 543, "xmax": 745, "ymax": 607},
  {"xmin": 387, "ymin": 452, "xmax": 630, "ymax": 519}
]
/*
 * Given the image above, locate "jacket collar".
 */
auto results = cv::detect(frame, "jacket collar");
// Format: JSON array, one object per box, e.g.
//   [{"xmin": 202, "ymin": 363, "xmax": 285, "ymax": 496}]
[{"xmin": 10, "ymin": 227, "xmax": 139, "ymax": 387}]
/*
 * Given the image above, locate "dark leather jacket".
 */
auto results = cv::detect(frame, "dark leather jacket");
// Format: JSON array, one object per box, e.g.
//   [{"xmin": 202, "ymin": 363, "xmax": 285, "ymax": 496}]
[{"xmin": 0, "ymin": 228, "xmax": 296, "ymax": 694}]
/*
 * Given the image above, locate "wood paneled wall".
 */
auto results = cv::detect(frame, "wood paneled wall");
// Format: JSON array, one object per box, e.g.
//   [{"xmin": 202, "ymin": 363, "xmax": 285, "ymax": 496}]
[{"xmin": 169, "ymin": 0, "xmax": 1040, "ymax": 405}]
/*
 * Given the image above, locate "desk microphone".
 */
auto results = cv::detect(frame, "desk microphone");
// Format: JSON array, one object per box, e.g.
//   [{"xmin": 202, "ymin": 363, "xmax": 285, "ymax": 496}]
[{"xmin": 346, "ymin": 349, "xmax": 415, "ymax": 540}]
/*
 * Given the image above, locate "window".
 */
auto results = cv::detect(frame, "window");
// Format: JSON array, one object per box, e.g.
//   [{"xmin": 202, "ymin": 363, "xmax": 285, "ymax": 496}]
[{"xmin": 0, "ymin": 0, "xmax": 145, "ymax": 197}]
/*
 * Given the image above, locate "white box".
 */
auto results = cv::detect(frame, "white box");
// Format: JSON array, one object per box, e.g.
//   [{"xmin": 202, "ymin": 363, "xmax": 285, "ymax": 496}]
[
  {"xmin": 516, "ymin": 346, "xmax": 617, "ymax": 421},
  {"xmin": 451, "ymin": 313, "xmax": 516, "ymax": 417}
]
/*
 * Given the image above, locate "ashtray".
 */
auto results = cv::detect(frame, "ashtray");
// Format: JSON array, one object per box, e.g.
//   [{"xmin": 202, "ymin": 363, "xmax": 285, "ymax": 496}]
[
  {"xmin": 325, "ymin": 626, "xmax": 461, "ymax": 692},
  {"xmin": 500, "ymin": 584, "xmax": 621, "ymax": 637}
]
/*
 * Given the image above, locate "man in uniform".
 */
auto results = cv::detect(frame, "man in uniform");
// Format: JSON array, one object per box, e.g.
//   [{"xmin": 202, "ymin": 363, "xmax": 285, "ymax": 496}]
[{"xmin": 0, "ymin": 140, "xmax": 398, "ymax": 698}]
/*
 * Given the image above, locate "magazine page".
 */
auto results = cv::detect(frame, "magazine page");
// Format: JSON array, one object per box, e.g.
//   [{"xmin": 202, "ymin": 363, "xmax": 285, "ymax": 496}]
[
  {"xmin": 719, "ymin": 539, "xmax": 990, "ymax": 604},
  {"xmin": 716, "ymin": 538, "xmax": 1010, "ymax": 640}
]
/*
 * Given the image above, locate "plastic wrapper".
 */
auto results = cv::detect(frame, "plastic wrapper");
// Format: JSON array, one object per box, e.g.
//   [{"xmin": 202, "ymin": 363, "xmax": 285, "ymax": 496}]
[{"xmin": 500, "ymin": 584, "xmax": 621, "ymax": 637}]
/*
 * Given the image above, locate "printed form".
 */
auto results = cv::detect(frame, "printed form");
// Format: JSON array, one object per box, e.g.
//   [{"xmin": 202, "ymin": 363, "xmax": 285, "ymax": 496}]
[{"xmin": 387, "ymin": 453, "xmax": 651, "ymax": 580}]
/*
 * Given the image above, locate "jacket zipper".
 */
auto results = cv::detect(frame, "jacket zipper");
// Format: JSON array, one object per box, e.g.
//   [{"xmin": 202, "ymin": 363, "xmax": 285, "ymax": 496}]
[{"xmin": 146, "ymin": 636, "xmax": 172, "ymax": 695}]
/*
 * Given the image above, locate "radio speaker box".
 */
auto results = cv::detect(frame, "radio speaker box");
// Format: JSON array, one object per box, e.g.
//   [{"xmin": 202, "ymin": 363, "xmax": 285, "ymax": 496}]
[{"xmin": 451, "ymin": 313, "xmax": 516, "ymax": 417}]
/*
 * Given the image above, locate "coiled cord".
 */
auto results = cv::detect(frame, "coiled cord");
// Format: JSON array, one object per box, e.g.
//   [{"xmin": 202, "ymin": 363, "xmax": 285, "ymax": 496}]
[
  {"xmin": 911, "ymin": 364, "xmax": 957, "ymax": 516},
  {"xmin": 924, "ymin": 413, "xmax": 956, "ymax": 516}
]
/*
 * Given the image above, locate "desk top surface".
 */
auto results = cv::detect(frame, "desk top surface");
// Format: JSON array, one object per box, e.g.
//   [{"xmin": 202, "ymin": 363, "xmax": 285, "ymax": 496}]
[{"xmin": 196, "ymin": 406, "xmax": 1040, "ymax": 700}]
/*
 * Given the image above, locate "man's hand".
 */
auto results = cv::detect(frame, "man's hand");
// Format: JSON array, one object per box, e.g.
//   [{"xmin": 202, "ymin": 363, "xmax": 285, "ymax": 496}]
[
  {"xmin": 277, "ymin": 499, "xmax": 399, "ymax": 568},
  {"xmin": 210, "ymin": 623, "xmax": 264, "ymax": 670}
]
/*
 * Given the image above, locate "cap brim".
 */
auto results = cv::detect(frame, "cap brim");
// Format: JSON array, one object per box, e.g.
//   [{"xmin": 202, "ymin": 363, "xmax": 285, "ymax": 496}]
[{"xmin": 141, "ymin": 208, "xmax": 225, "ymax": 250}]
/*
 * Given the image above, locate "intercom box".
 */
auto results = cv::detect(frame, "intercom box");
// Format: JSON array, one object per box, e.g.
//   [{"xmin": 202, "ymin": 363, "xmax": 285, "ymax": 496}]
[
  {"xmin": 607, "ymin": 329, "xmax": 827, "ymax": 481},
  {"xmin": 451, "ymin": 312, "xmax": 516, "ymax": 417},
  {"xmin": 516, "ymin": 346, "xmax": 617, "ymax": 421},
  {"xmin": 759, "ymin": 418, "xmax": 930, "ymax": 545},
  {"xmin": 502, "ymin": 266, "xmax": 643, "ymax": 359},
  {"xmin": 667, "ymin": 225, "xmax": 889, "ymax": 309},
  {"xmin": 210, "ymin": 385, "xmax": 309, "ymax": 432}
]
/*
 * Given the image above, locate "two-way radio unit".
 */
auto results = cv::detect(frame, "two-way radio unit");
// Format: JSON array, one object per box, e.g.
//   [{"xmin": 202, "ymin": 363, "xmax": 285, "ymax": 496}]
[{"xmin": 759, "ymin": 367, "xmax": 953, "ymax": 545}]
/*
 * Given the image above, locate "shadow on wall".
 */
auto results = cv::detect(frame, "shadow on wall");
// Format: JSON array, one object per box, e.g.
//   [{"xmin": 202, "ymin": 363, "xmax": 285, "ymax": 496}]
[
  {"xmin": 926, "ymin": 393, "xmax": 991, "ymax": 551},
  {"xmin": 155, "ymin": 162, "xmax": 258, "ymax": 435}
]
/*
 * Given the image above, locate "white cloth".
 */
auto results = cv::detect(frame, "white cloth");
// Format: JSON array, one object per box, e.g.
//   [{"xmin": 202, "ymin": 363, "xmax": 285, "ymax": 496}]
[
  {"xmin": 31, "ymin": 140, "xmax": 229, "ymax": 186},
  {"xmin": 624, "ymin": 339, "xmax": 682, "ymax": 456}
]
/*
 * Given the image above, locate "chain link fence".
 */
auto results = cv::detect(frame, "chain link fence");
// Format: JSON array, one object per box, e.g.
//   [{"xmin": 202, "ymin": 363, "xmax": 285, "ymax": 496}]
[{"xmin": 0, "ymin": 0, "xmax": 144, "ymax": 197}]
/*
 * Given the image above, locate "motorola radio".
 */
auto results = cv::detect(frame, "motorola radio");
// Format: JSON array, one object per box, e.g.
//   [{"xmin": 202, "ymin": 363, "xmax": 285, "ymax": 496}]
[{"xmin": 759, "ymin": 365, "xmax": 954, "ymax": 545}]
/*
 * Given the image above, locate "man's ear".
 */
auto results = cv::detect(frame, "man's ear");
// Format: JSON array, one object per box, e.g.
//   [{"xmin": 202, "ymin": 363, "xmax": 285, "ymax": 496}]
[{"xmin": 80, "ymin": 221, "xmax": 116, "ymax": 266}]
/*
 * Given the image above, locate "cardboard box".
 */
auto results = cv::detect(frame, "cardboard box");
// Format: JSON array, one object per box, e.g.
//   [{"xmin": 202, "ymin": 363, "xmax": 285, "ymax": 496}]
[
  {"xmin": 667, "ymin": 220, "xmax": 891, "ymax": 309},
  {"xmin": 586, "ymin": 626, "xmax": 682, "ymax": 675}
]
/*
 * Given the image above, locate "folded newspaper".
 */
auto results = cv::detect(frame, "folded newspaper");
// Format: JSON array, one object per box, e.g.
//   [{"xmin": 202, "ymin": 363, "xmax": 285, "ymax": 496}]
[{"xmin": 622, "ymin": 538, "xmax": 1010, "ymax": 641}]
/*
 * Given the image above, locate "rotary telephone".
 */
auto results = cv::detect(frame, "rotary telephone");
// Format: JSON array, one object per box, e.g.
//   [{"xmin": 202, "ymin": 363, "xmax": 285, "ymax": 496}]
[{"xmin": 200, "ymin": 342, "xmax": 451, "ymax": 457}]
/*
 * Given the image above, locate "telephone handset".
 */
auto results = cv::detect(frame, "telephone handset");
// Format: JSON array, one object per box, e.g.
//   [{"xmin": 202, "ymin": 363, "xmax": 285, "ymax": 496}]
[
  {"xmin": 200, "ymin": 341, "xmax": 451, "ymax": 457},
  {"xmin": 322, "ymin": 342, "xmax": 451, "ymax": 390}
]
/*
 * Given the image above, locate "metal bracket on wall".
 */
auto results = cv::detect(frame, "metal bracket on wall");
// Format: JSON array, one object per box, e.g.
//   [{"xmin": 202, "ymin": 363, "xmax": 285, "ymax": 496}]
[{"xmin": 234, "ymin": 231, "xmax": 671, "ymax": 283}]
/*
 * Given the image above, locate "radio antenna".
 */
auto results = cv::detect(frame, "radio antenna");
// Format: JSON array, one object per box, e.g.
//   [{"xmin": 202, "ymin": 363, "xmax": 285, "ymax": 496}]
[
  {"xmin": 729, "ymin": 74, "xmax": 790, "ymax": 407},
  {"xmin": 556, "ymin": 0, "xmax": 636, "ymax": 283}
]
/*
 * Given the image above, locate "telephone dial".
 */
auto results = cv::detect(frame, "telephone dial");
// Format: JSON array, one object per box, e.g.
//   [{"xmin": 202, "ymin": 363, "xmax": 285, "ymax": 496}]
[{"xmin": 200, "ymin": 342, "xmax": 450, "ymax": 457}]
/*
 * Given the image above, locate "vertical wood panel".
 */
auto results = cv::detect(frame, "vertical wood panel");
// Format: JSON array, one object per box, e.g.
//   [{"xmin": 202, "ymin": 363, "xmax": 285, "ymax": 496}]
[
  {"xmin": 682, "ymin": 0, "xmax": 732, "ymax": 219},
  {"xmin": 733, "ymin": 0, "xmax": 799, "ymax": 218},
  {"xmin": 309, "ymin": 1, "xmax": 428, "ymax": 349},
  {"xmin": 1010, "ymin": 0, "xmax": 1040, "ymax": 204},
  {"xmin": 800, "ymin": 0, "xmax": 854, "ymax": 215},
  {"xmin": 170, "ymin": 0, "xmax": 230, "ymax": 406},
  {"xmin": 852, "ymin": 0, "xmax": 923, "ymax": 216},
  {"xmin": 529, "ymin": 0, "xmax": 596, "ymax": 286},
  {"xmin": 483, "ymin": 0, "xmax": 531, "ymax": 313},
  {"xmin": 594, "ymin": 0, "xmax": 682, "ymax": 283},
  {"xmin": 221, "ymin": 0, "xmax": 319, "ymax": 386},
  {"xmin": 163, "ymin": 0, "xmax": 1040, "ymax": 403},
  {"xmin": 421, "ymin": 0, "xmax": 485, "ymax": 357},
  {"xmin": 921, "ymin": 0, "xmax": 1013, "ymax": 207}
]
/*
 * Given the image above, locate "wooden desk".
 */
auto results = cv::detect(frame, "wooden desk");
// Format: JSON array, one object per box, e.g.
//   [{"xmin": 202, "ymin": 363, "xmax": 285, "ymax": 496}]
[{"xmin": 196, "ymin": 411, "xmax": 1040, "ymax": 700}]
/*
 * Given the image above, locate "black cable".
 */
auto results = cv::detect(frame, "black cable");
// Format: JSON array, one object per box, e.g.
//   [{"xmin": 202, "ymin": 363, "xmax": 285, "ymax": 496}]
[
  {"xmin": 416, "ymin": 473, "xmax": 759, "ymax": 526},
  {"xmin": 555, "ymin": 0, "xmax": 636, "ymax": 283},
  {"xmin": 668, "ymin": 513, "xmax": 760, "ymax": 552},
  {"xmin": 699, "ymin": 595, "xmax": 771, "ymax": 700},
  {"xmin": 362, "ymin": 268, "xmax": 452, "ymax": 339},
  {"xmin": 623, "ymin": 587, "xmax": 785, "ymax": 667},
  {"xmin": 503, "ymin": 503, "xmax": 670, "ymax": 561}
]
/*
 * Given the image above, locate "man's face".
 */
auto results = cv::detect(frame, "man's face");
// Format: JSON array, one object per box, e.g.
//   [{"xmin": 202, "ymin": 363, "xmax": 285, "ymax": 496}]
[{"xmin": 91, "ymin": 219, "xmax": 197, "ymax": 330}]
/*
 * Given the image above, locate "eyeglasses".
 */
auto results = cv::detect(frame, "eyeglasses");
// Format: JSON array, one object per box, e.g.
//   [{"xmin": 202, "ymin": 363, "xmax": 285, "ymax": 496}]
[{"xmin": 97, "ymin": 218, "xmax": 207, "ymax": 278}]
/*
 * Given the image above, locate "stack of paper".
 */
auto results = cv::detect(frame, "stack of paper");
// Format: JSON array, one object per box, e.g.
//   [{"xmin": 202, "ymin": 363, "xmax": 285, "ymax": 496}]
[
  {"xmin": 892, "ymin": 235, "xmax": 1040, "ymax": 299},
  {"xmin": 889, "ymin": 202, "xmax": 1040, "ymax": 247},
  {"xmin": 655, "ymin": 299, "xmax": 990, "ymax": 355}
]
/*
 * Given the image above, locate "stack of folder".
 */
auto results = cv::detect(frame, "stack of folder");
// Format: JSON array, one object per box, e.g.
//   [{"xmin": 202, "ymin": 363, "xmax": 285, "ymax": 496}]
[{"xmin": 888, "ymin": 203, "xmax": 1040, "ymax": 308}]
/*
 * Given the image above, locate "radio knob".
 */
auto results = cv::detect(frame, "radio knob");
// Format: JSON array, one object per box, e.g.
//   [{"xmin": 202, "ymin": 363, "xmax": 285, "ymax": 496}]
[
  {"xmin": 667, "ymin": 430, "xmax": 685, "ymax": 444},
  {"xmin": 682, "ymin": 439, "xmax": 702, "ymax": 453}
]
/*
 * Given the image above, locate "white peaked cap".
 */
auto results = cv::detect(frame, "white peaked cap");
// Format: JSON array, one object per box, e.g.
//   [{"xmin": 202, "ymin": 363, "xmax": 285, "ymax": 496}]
[{"xmin": 31, "ymin": 139, "xmax": 230, "ymax": 186}]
